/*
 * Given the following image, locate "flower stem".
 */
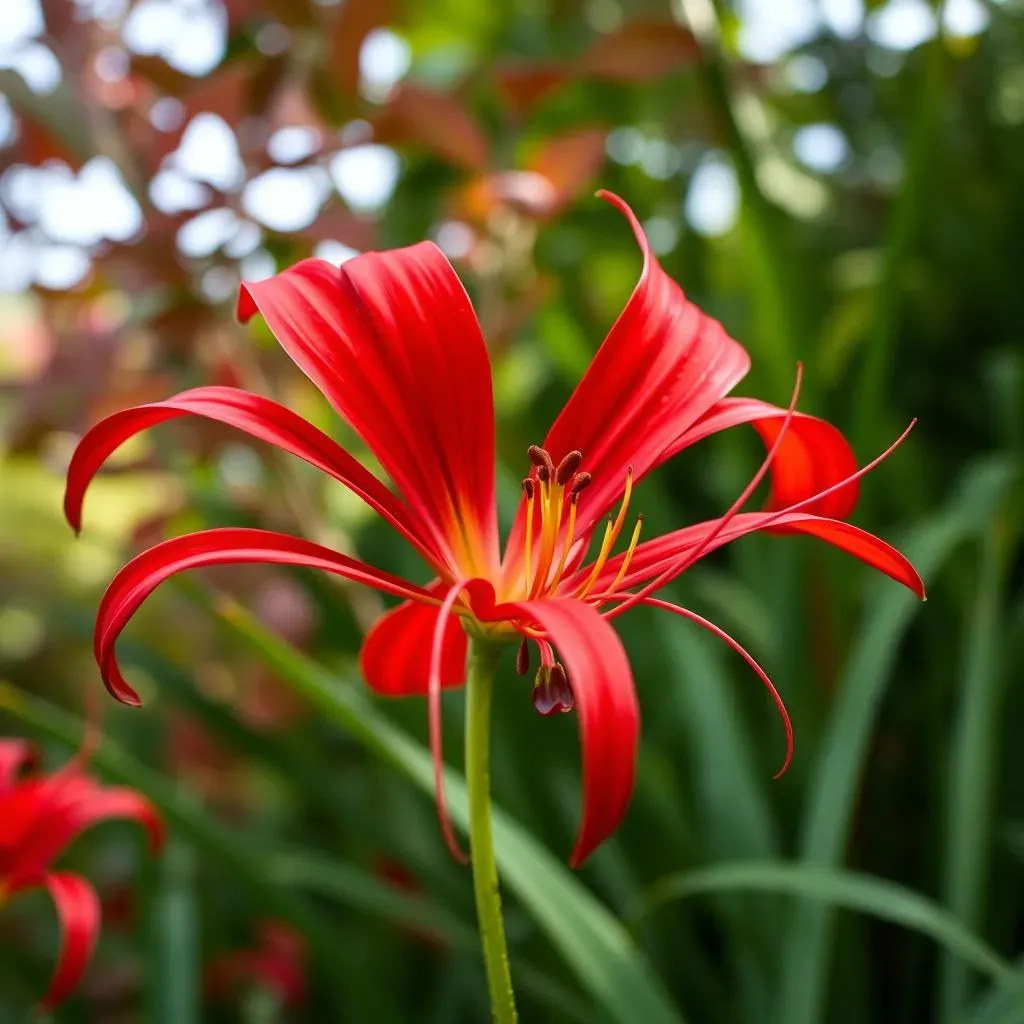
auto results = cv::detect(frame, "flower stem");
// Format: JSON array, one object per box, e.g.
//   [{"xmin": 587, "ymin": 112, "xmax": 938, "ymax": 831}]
[{"xmin": 465, "ymin": 639, "xmax": 518, "ymax": 1023}]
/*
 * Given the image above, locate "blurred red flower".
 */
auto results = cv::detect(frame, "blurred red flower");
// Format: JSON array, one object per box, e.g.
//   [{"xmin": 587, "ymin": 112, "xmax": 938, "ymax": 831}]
[
  {"xmin": 66, "ymin": 191, "xmax": 924, "ymax": 868},
  {"xmin": 207, "ymin": 920, "xmax": 307, "ymax": 1008},
  {"xmin": 0, "ymin": 738, "xmax": 162, "ymax": 1009}
]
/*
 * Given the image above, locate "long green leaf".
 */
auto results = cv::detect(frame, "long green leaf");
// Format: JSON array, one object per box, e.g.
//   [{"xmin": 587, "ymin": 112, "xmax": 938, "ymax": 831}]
[
  {"xmin": 146, "ymin": 835, "xmax": 200, "ymax": 1024},
  {"xmin": 213, "ymin": 597, "xmax": 684, "ymax": 1024},
  {"xmin": 941, "ymin": 532, "xmax": 1011, "ymax": 1023},
  {"xmin": 639, "ymin": 862, "xmax": 1016, "ymax": 987},
  {"xmin": 778, "ymin": 458, "xmax": 1018, "ymax": 1024}
]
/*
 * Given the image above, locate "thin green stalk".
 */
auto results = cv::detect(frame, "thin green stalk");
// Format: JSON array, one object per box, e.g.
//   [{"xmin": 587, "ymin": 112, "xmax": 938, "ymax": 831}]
[
  {"xmin": 465, "ymin": 639, "xmax": 518, "ymax": 1024},
  {"xmin": 940, "ymin": 532, "xmax": 1008, "ymax": 1022}
]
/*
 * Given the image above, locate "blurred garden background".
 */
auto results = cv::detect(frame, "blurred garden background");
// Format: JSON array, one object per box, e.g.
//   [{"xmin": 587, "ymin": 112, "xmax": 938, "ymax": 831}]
[{"xmin": 1, "ymin": 0, "xmax": 1023, "ymax": 1021}]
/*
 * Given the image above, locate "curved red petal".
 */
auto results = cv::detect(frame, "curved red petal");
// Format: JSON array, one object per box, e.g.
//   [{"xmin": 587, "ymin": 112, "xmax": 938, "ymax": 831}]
[
  {"xmin": 95, "ymin": 528, "xmax": 435, "ymax": 705},
  {"xmin": 670, "ymin": 397, "xmax": 860, "ymax": 518},
  {"xmin": 504, "ymin": 191, "xmax": 750, "ymax": 570},
  {"xmin": 63, "ymin": 385, "xmax": 442, "ymax": 568},
  {"xmin": 238, "ymin": 251, "xmax": 497, "ymax": 576},
  {"xmin": 0, "ymin": 739, "xmax": 36, "ymax": 791},
  {"xmin": 359, "ymin": 590, "xmax": 467, "ymax": 697},
  {"xmin": 501, "ymin": 597, "xmax": 638, "ymax": 868},
  {"xmin": 39, "ymin": 873, "xmax": 101, "ymax": 1010},
  {"xmin": 595, "ymin": 511, "xmax": 924, "ymax": 602},
  {"xmin": 13, "ymin": 782, "xmax": 163, "ymax": 885},
  {"xmin": 428, "ymin": 582, "xmax": 472, "ymax": 862}
]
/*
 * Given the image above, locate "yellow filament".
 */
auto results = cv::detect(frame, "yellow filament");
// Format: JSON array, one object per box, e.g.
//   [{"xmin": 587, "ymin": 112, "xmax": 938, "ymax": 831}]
[
  {"xmin": 608, "ymin": 470, "xmax": 634, "ymax": 548},
  {"xmin": 575, "ymin": 470, "xmax": 634, "ymax": 599},
  {"xmin": 547, "ymin": 496, "xmax": 579, "ymax": 595},
  {"xmin": 602, "ymin": 516, "xmax": 644, "ymax": 597},
  {"xmin": 575, "ymin": 520, "xmax": 614, "ymax": 599},
  {"xmin": 523, "ymin": 490, "xmax": 535, "ymax": 592},
  {"xmin": 531, "ymin": 487, "xmax": 564, "ymax": 596}
]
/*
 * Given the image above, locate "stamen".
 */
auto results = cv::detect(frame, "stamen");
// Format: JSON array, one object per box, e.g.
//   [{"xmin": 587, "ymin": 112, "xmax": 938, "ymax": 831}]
[
  {"xmin": 575, "ymin": 467, "xmax": 634, "ymax": 599},
  {"xmin": 555, "ymin": 450, "xmax": 583, "ymax": 486},
  {"xmin": 603, "ymin": 515, "xmax": 643, "ymax": 597},
  {"xmin": 531, "ymin": 483, "xmax": 563, "ymax": 596},
  {"xmin": 547, "ymin": 492, "xmax": 579, "ymax": 595},
  {"xmin": 532, "ymin": 663, "xmax": 574, "ymax": 716},
  {"xmin": 570, "ymin": 472, "xmax": 592, "ymax": 495},
  {"xmin": 575, "ymin": 520, "xmax": 614, "ymax": 600},
  {"xmin": 523, "ymin": 479, "xmax": 535, "ymax": 591},
  {"xmin": 528, "ymin": 445, "xmax": 554, "ymax": 474},
  {"xmin": 516, "ymin": 636, "xmax": 531, "ymax": 676}
]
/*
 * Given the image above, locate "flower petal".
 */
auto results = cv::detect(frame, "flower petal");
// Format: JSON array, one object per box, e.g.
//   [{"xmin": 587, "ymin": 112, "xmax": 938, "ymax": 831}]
[
  {"xmin": 668, "ymin": 397, "xmax": 860, "ymax": 518},
  {"xmin": 95, "ymin": 528, "xmax": 435, "ymax": 705},
  {"xmin": 593, "ymin": 511, "xmax": 925, "ymax": 601},
  {"xmin": 498, "ymin": 597, "xmax": 638, "ymax": 867},
  {"xmin": 504, "ymin": 191, "xmax": 750, "ymax": 571},
  {"xmin": 428, "ymin": 582, "xmax": 472, "ymax": 862},
  {"xmin": 0, "ymin": 739, "xmax": 35, "ymax": 791},
  {"xmin": 39, "ymin": 873, "xmax": 101, "ymax": 1010},
  {"xmin": 359, "ymin": 591, "xmax": 467, "ymax": 697},
  {"xmin": 11, "ymin": 779, "xmax": 163, "ymax": 887},
  {"xmin": 238, "ymin": 249, "xmax": 498, "ymax": 576},
  {"xmin": 64, "ymin": 385, "xmax": 442, "ymax": 569}
]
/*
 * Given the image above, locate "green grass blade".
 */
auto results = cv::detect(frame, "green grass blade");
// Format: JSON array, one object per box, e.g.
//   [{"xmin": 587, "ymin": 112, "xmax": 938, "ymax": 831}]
[
  {"xmin": 638, "ymin": 862, "xmax": 1015, "ymax": 988},
  {"xmin": 851, "ymin": 19, "xmax": 947, "ymax": 451},
  {"xmin": 146, "ymin": 835, "xmax": 200, "ymax": 1024},
  {"xmin": 213, "ymin": 597, "xmax": 684, "ymax": 1024},
  {"xmin": 269, "ymin": 851, "xmax": 594, "ymax": 1024},
  {"xmin": 779, "ymin": 458, "xmax": 1018, "ymax": 1024},
  {"xmin": 941, "ymin": 533, "xmax": 1011, "ymax": 1023}
]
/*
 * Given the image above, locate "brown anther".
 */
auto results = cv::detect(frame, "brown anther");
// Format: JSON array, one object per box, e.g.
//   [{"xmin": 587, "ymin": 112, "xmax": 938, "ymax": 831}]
[
  {"xmin": 533, "ymin": 663, "xmax": 574, "ymax": 716},
  {"xmin": 555, "ymin": 450, "xmax": 583, "ymax": 486},
  {"xmin": 537, "ymin": 464, "xmax": 551, "ymax": 484},
  {"xmin": 515, "ymin": 637, "xmax": 531, "ymax": 676},
  {"xmin": 522, "ymin": 478, "xmax": 535, "ymax": 500},
  {"xmin": 527, "ymin": 445, "xmax": 554, "ymax": 472},
  {"xmin": 570, "ymin": 472, "xmax": 592, "ymax": 495}
]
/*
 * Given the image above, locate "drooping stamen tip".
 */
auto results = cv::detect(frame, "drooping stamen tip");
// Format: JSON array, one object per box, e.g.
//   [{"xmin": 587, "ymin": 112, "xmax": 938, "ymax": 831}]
[
  {"xmin": 555, "ymin": 450, "xmax": 583, "ymax": 486},
  {"xmin": 570, "ymin": 472, "xmax": 592, "ymax": 495},
  {"xmin": 515, "ymin": 637, "xmax": 531, "ymax": 676},
  {"xmin": 532, "ymin": 663, "xmax": 574, "ymax": 716},
  {"xmin": 537, "ymin": 464, "xmax": 551, "ymax": 484},
  {"xmin": 522, "ymin": 478, "xmax": 535, "ymax": 500}
]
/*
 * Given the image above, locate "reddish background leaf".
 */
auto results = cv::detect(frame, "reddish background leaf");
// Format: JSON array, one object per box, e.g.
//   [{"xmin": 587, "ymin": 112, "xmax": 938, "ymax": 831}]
[{"xmin": 579, "ymin": 21, "xmax": 700, "ymax": 82}]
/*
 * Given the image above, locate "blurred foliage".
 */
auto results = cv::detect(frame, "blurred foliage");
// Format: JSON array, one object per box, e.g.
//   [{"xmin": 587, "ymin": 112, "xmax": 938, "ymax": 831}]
[{"xmin": 2, "ymin": 0, "xmax": 1024, "ymax": 1021}]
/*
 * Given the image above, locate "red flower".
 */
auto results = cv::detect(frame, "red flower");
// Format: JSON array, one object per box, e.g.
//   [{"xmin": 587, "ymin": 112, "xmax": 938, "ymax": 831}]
[
  {"xmin": 65, "ymin": 192, "xmax": 923, "ymax": 868},
  {"xmin": 206, "ymin": 920, "xmax": 307, "ymax": 1008},
  {"xmin": 0, "ymin": 738, "xmax": 162, "ymax": 1009}
]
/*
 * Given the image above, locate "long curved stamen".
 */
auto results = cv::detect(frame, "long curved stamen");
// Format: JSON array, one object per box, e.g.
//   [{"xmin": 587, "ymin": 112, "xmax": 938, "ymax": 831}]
[
  {"xmin": 605, "ymin": 417, "xmax": 918, "ymax": 620},
  {"xmin": 429, "ymin": 582, "xmax": 471, "ymax": 863},
  {"xmin": 615, "ymin": 594, "xmax": 793, "ymax": 777},
  {"xmin": 602, "ymin": 365, "xmax": 804, "ymax": 618},
  {"xmin": 576, "ymin": 467, "xmax": 634, "ymax": 599}
]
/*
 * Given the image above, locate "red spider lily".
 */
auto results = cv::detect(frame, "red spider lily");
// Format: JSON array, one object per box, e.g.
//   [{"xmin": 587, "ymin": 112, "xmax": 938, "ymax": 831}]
[
  {"xmin": 207, "ymin": 920, "xmax": 307, "ymax": 1008},
  {"xmin": 0, "ymin": 738, "xmax": 162, "ymax": 1009},
  {"xmin": 65, "ymin": 191, "xmax": 924, "ymax": 868}
]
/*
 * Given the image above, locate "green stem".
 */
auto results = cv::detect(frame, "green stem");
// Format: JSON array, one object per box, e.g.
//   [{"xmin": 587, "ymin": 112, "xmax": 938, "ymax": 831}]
[{"xmin": 465, "ymin": 639, "xmax": 518, "ymax": 1023}]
